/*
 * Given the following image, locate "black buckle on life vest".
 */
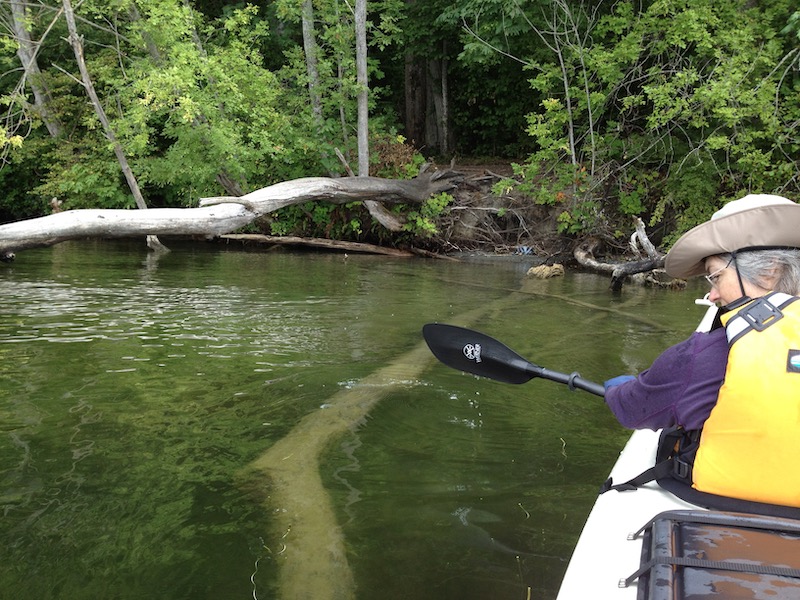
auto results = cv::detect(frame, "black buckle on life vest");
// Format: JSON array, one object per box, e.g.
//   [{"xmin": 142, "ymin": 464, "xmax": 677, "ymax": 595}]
[
  {"xmin": 673, "ymin": 457, "xmax": 692, "ymax": 481},
  {"xmin": 739, "ymin": 297, "xmax": 783, "ymax": 331}
]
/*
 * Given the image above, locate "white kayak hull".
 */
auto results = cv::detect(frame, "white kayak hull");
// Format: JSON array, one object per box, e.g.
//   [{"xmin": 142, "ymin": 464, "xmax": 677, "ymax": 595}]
[{"xmin": 556, "ymin": 429, "xmax": 702, "ymax": 599}]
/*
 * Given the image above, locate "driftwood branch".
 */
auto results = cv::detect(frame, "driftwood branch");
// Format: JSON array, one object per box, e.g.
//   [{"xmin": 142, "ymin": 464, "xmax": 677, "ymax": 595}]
[
  {"xmin": 219, "ymin": 234, "xmax": 414, "ymax": 257},
  {"xmin": 629, "ymin": 217, "xmax": 659, "ymax": 259},
  {"xmin": 0, "ymin": 171, "xmax": 462, "ymax": 260},
  {"xmin": 574, "ymin": 223, "xmax": 670, "ymax": 292}
]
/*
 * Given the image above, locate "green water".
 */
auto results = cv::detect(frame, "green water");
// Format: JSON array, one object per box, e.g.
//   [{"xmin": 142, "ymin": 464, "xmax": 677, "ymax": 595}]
[{"xmin": 0, "ymin": 240, "xmax": 708, "ymax": 599}]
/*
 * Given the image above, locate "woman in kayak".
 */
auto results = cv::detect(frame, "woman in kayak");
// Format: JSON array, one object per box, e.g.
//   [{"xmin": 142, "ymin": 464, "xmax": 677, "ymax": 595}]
[{"xmin": 603, "ymin": 193, "xmax": 800, "ymax": 507}]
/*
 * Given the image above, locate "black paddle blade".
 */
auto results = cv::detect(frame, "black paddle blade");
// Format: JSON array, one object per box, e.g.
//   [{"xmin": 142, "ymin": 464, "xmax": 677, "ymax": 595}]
[{"xmin": 422, "ymin": 323, "xmax": 543, "ymax": 384}]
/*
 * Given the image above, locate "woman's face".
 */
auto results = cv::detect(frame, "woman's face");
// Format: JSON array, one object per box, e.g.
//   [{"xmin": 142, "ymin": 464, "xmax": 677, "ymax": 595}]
[{"xmin": 705, "ymin": 255, "xmax": 772, "ymax": 305}]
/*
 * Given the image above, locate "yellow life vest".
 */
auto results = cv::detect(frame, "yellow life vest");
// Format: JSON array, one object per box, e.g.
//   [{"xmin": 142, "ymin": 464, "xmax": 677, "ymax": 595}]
[{"xmin": 692, "ymin": 292, "xmax": 800, "ymax": 506}]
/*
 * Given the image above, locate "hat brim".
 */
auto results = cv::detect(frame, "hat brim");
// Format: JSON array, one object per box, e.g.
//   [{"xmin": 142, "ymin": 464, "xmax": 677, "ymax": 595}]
[{"xmin": 665, "ymin": 204, "xmax": 800, "ymax": 278}]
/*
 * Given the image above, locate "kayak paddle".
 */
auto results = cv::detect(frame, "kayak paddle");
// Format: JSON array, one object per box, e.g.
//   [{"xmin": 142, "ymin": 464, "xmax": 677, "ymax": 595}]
[{"xmin": 422, "ymin": 323, "xmax": 605, "ymax": 397}]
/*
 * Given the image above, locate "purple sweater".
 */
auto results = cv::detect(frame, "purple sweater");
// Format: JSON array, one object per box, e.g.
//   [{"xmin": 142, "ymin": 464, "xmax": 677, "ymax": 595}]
[{"xmin": 604, "ymin": 328, "xmax": 729, "ymax": 431}]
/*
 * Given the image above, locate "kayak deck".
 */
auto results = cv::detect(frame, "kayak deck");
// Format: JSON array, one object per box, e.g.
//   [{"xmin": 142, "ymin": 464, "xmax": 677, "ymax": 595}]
[{"xmin": 629, "ymin": 509, "xmax": 800, "ymax": 598}]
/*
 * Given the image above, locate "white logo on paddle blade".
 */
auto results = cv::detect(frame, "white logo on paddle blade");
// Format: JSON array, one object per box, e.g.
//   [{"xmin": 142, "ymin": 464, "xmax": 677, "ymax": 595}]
[{"xmin": 463, "ymin": 343, "xmax": 482, "ymax": 363}]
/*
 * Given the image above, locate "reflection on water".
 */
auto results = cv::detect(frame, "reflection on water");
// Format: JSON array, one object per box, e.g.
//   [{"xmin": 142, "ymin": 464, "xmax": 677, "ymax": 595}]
[{"xmin": 0, "ymin": 241, "xmax": 704, "ymax": 599}]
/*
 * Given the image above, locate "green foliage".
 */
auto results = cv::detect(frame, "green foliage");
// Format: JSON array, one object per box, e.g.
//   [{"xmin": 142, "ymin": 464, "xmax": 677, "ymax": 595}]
[
  {"xmin": 782, "ymin": 11, "xmax": 800, "ymax": 41},
  {"xmin": 397, "ymin": 0, "xmax": 541, "ymax": 156},
  {"xmin": 0, "ymin": 139, "xmax": 53, "ymax": 221},
  {"xmin": 268, "ymin": 201, "xmax": 364, "ymax": 239},
  {"xmin": 33, "ymin": 140, "xmax": 136, "ymax": 210},
  {"xmin": 618, "ymin": 171, "xmax": 660, "ymax": 217},
  {"xmin": 2, "ymin": 0, "xmax": 797, "ymax": 252},
  {"xmin": 449, "ymin": 59, "xmax": 534, "ymax": 156},
  {"xmin": 556, "ymin": 199, "xmax": 602, "ymax": 235},
  {"xmin": 274, "ymin": 0, "xmax": 405, "ymax": 160},
  {"xmin": 653, "ymin": 160, "xmax": 724, "ymax": 246},
  {"xmin": 117, "ymin": 2, "xmax": 309, "ymax": 196},
  {"xmin": 402, "ymin": 192, "xmax": 453, "ymax": 236},
  {"xmin": 494, "ymin": 162, "xmax": 599, "ymax": 233},
  {"xmin": 503, "ymin": 0, "xmax": 800, "ymax": 240},
  {"xmin": 0, "ymin": 126, "xmax": 23, "ymax": 152},
  {"xmin": 524, "ymin": 97, "xmax": 571, "ymax": 164}
]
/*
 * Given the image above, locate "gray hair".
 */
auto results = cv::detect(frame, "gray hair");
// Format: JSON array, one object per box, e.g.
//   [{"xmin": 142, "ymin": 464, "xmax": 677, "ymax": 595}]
[{"xmin": 719, "ymin": 249, "xmax": 800, "ymax": 295}]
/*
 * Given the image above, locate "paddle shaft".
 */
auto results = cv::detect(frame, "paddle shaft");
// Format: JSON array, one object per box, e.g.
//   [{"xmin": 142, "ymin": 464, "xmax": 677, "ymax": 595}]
[{"xmin": 532, "ymin": 365, "xmax": 605, "ymax": 397}]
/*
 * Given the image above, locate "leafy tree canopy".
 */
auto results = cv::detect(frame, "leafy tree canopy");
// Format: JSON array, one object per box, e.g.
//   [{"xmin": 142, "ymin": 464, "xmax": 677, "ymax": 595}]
[{"xmin": 0, "ymin": 0, "xmax": 797, "ymax": 251}]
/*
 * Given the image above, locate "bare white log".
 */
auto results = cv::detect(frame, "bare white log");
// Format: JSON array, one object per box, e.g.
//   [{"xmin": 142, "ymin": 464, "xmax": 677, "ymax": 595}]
[{"xmin": 0, "ymin": 171, "xmax": 461, "ymax": 260}]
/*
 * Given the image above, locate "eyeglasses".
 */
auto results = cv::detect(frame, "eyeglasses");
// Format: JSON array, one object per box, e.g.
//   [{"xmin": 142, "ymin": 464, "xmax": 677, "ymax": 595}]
[
  {"xmin": 704, "ymin": 266, "xmax": 726, "ymax": 288},
  {"xmin": 704, "ymin": 257, "xmax": 734, "ymax": 288}
]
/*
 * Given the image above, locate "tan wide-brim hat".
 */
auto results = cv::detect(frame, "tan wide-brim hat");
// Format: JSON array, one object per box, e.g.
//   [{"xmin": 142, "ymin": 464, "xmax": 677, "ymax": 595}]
[{"xmin": 665, "ymin": 194, "xmax": 800, "ymax": 278}]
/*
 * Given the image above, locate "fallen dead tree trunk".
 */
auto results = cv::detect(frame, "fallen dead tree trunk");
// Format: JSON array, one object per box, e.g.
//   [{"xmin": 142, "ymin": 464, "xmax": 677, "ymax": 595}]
[
  {"xmin": 0, "ymin": 169, "xmax": 461, "ymax": 261},
  {"xmin": 574, "ymin": 243, "xmax": 670, "ymax": 291},
  {"xmin": 574, "ymin": 218, "xmax": 682, "ymax": 291},
  {"xmin": 219, "ymin": 233, "xmax": 415, "ymax": 257}
]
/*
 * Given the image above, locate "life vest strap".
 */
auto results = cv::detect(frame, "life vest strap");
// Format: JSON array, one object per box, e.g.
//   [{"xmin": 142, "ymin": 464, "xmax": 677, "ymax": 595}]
[
  {"xmin": 600, "ymin": 461, "xmax": 666, "ymax": 493},
  {"xmin": 726, "ymin": 292, "xmax": 795, "ymax": 343},
  {"xmin": 600, "ymin": 427, "xmax": 695, "ymax": 494}
]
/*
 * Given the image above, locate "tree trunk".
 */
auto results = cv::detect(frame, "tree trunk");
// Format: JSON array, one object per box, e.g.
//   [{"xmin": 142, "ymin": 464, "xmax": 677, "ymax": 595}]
[
  {"xmin": 440, "ymin": 42, "xmax": 450, "ymax": 156},
  {"xmin": 127, "ymin": 3, "xmax": 162, "ymax": 64},
  {"xmin": 0, "ymin": 170, "xmax": 463, "ymax": 259},
  {"xmin": 425, "ymin": 58, "xmax": 449, "ymax": 155},
  {"xmin": 9, "ymin": 0, "xmax": 62, "ymax": 138},
  {"xmin": 403, "ymin": 53, "xmax": 426, "ymax": 148},
  {"xmin": 302, "ymin": 0, "xmax": 324, "ymax": 125},
  {"xmin": 61, "ymin": 0, "xmax": 166, "ymax": 252},
  {"xmin": 355, "ymin": 0, "xmax": 368, "ymax": 178},
  {"xmin": 354, "ymin": 0, "xmax": 402, "ymax": 231}
]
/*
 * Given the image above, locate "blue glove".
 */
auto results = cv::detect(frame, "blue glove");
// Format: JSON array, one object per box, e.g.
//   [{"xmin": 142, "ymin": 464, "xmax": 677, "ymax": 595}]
[{"xmin": 604, "ymin": 375, "xmax": 636, "ymax": 390}]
